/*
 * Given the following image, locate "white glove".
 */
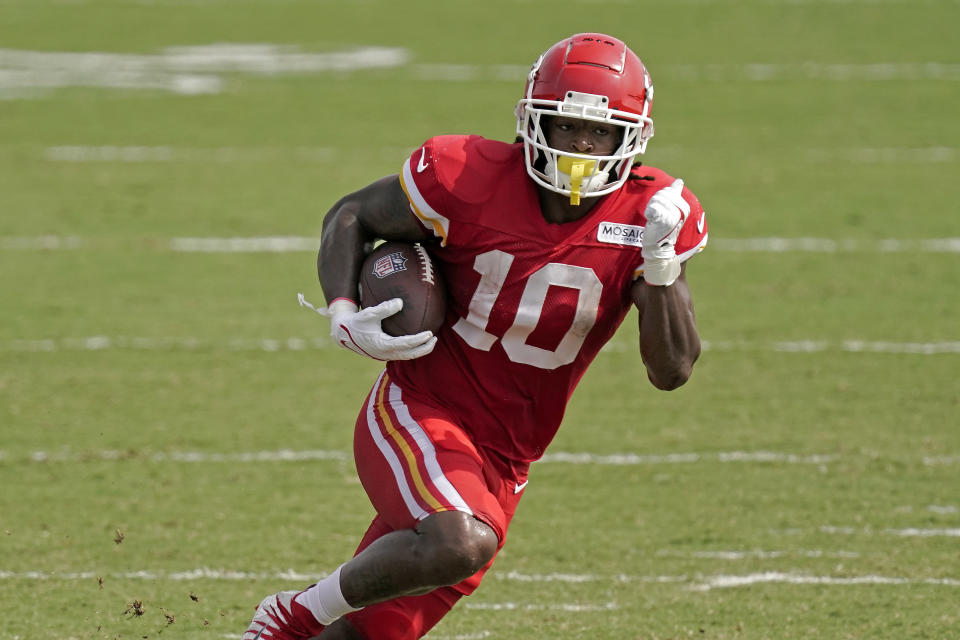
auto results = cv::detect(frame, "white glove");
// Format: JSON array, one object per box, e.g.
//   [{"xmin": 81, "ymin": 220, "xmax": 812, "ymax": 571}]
[
  {"xmin": 298, "ymin": 294, "xmax": 437, "ymax": 361},
  {"xmin": 642, "ymin": 179, "xmax": 691, "ymax": 286}
]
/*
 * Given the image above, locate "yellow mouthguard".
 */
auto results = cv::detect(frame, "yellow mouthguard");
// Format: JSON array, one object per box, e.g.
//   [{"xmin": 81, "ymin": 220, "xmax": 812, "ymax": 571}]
[{"xmin": 557, "ymin": 157, "xmax": 596, "ymax": 206}]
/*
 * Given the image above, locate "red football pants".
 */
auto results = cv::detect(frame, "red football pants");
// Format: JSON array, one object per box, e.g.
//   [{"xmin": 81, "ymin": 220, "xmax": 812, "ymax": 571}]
[{"xmin": 343, "ymin": 370, "xmax": 529, "ymax": 639}]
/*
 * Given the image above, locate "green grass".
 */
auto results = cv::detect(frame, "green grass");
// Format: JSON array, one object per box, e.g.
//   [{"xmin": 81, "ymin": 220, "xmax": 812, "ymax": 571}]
[{"xmin": 1, "ymin": 0, "xmax": 959, "ymax": 638}]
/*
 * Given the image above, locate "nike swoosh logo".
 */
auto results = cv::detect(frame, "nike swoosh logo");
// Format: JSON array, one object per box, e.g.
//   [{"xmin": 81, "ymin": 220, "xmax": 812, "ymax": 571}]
[
  {"xmin": 417, "ymin": 149, "xmax": 429, "ymax": 173},
  {"xmin": 697, "ymin": 212, "xmax": 705, "ymax": 234},
  {"xmin": 514, "ymin": 480, "xmax": 528, "ymax": 494}
]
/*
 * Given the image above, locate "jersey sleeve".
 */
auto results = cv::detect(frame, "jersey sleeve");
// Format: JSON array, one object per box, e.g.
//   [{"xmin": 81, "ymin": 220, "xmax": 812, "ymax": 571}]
[
  {"xmin": 675, "ymin": 184, "xmax": 708, "ymax": 263},
  {"xmin": 399, "ymin": 137, "xmax": 455, "ymax": 246}
]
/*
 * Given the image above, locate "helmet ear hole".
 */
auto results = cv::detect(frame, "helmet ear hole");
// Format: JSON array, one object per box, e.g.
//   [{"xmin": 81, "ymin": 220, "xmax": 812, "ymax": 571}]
[{"xmin": 641, "ymin": 122, "xmax": 655, "ymax": 145}]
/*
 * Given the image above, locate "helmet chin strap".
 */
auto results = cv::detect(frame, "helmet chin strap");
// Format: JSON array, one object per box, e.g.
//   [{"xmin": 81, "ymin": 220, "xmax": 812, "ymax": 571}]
[{"xmin": 546, "ymin": 155, "xmax": 606, "ymax": 205}]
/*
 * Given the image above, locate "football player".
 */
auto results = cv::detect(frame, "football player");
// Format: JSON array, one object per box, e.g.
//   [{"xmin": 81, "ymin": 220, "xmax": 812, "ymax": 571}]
[{"xmin": 245, "ymin": 32, "xmax": 707, "ymax": 640}]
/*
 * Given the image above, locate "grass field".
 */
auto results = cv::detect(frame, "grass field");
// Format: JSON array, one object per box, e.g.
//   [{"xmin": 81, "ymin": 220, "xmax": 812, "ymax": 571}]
[{"xmin": 1, "ymin": 0, "xmax": 959, "ymax": 638}]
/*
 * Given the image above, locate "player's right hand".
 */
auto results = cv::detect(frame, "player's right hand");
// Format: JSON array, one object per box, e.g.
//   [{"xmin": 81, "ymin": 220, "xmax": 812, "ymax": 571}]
[{"xmin": 328, "ymin": 298, "xmax": 437, "ymax": 361}]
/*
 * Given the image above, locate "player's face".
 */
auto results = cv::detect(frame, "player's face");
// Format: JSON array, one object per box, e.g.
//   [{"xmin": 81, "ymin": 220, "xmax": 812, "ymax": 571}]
[{"xmin": 544, "ymin": 116, "xmax": 621, "ymax": 156}]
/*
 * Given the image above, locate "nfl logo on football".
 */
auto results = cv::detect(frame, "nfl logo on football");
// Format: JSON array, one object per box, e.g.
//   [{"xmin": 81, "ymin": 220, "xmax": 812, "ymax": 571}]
[{"xmin": 373, "ymin": 252, "xmax": 408, "ymax": 278}]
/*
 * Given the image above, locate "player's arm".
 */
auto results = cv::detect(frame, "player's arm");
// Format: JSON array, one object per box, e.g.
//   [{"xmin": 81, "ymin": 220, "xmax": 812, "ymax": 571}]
[
  {"xmin": 315, "ymin": 174, "xmax": 434, "ymax": 361},
  {"xmin": 633, "ymin": 178, "xmax": 702, "ymax": 390},
  {"xmin": 631, "ymin": 264, "xmax": 701, "ymax": 390},
  {"xmin": 319, "ymin": 174, "xmax": 430, "ymax": 304}
]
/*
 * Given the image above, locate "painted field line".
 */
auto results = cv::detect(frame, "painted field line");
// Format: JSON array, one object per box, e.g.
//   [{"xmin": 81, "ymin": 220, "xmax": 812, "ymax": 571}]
[
  {"xmin": 0, "ymin": 569, "xmax": 328, "ymax": 582},
  {"xmin": 539, "ymin": 451, "xmax": 833, "ymax": 465},
  {"xmin": 503, "ymin": 571, "xmax": 960, "ymax": 590},
  {"xmin": 0, "ymin": 45, "xmax": 410, "ymax": 96},
  {"xmin": 5, "ymin": 336, "xmax": 332, "ymax": 352},
  {"xmin": 0, "ymin": 448, "xmax": 836, "ymax": 466},
  {"xmin": 885, "ymin": 528, "xmax": 960, "ymax": 537},
  {"xmin": 711, "ymin": 237, "xmax": 960, "ymax": 253},
  {"xmin": 1, "ymin": 0, "xmax": 943, "ymax": 6},
  {"xmin": 465, "ymin": 602, "xmax": 618, "ymax": 612},
  {"xmin": 14, "ymin": 449, "xmax": 347, "ymax": 463},
  {"xmin": 0, "ymin": 235, "xmax": 84, "ymax": 250},
  {"xmin": 170, "ymin": 236, "xmax": 321, "ymax": 252},
  {"xmin": 658, "ymin": 549, "xmax": 860, "ymax": 559},
  {"xmin": 413, "ymin": 61, "xmax": 960, "ymax": 83},
  {"xmin": 35, "ymin": 145, "xmax": 958, "ymax": 165},
  {"xmin": 2, "ymin": 569, "xmax": 956, "ymax": 592},
  {"xmin": 4, "ymin": 44, "xmax": 958, "ymax": 99},
  {"xmin": 692, "ymin": 572, "xmax": 960, "ymax": 591},
  {"xmin": 3, "ymin": 235, "xmax": 960, "ymax": 254},
  {"xmin": 5, "ymin": 336, "xmax": 960, "ymax": 356},
  {"xmin": 768, "ymin": 340, "xmax": 960, "ymax": 354},
  {"xmin": 43, "ymin": 145, "xmax": 346, "ymax": 163},
  {"xmin": 801, "ymin": 525, "xmax": 960, "ymax": 538},
  {"xmin": 427, "ymin": 633, "xmax": 491, "ymax": 640},
  {"xmin": 927, "ymin": 505, "xmax": 959, "ymax": 514}
]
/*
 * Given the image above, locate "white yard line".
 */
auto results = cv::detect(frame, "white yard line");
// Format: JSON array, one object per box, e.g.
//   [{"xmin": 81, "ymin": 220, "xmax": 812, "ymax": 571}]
[
  {"xmin": 4, "ymin": 336, "xmax": 959, "ymax": 355},
  {"xmin": 169, "ymin": 236, "xmax": 322, "ymax": 252},
  {"xmin": 5, "ymin": 336, "xmax": 333, "ymax": 352},
  {"xmin": 1, "ymin": 448, "xmax": 837, "ymax": 466},
  {"xmin": 766, "ymin": 525, "xmax": 960, "ymax": 538},
  {"xmin": 658, "ymin": 549, "xmax": 861, "ymax": 559},
  {"xmin": 464, "ymin": 602, "xmax": 618, "ymax": 612},
  {"xmin": 539, "ymin": 451, "xmax": 834, "ymax": 465},
  {"xmin": 17, "ymin": 449, "xmax": 348, "ymax": 463},
  {"xmin": 0, "ymin": 45, "xmax": 409, "ymax": 96},
  {"xmin": 5, "ymin": 447, "xmax": 959, "ymax": 481},
  {"xmin": 692, "ymin": 572, "xmax": 960, "ymax": 591},
  {"xmin": 29, "ymin": 145, "xmax": 958, "ymax": 165},
  {"xmin": 42, "ymin": 145, "xmax": 343, "ymax": 163},
  {"xmin": 926, "ymin": 505, "xmax": 958, "ymax": 514},
  {"xmin": 1, "ymin": 569, "xmax": 955, "ymax": 591},
  {"xmin": 0, "ymin": 235, "xmax": 84, "ymax": 250},
  {"xmin": 2, "ymin": 44, "xmax": 957, "ymax": 99},
  {"xmin": 414, "ymin": 61, "xmax": 960, "ymax": 83},
  {"xmin": 885, "ymin": 528, "xmax": 960, "ymax": 537},
  {"xmin": 923, "ymin": 456, "xmax": 960, "ymax": 466},
  {"xmin": 0, "ymin": 0, "xmax": 939, "ymax": 5},
  {"xmin": 3, "ymin": 235, "xmax": 960, "ymax": 254}
]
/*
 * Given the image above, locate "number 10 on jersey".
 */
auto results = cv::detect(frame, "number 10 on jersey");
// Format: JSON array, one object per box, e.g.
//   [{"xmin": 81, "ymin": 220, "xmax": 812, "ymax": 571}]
[{"xmin": 451, "ymin": 250, "xmax": 602, "ymax": 370}]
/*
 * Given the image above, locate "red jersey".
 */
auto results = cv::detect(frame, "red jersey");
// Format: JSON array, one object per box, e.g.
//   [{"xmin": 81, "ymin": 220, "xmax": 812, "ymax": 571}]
[{"xmin": 388, "ymin": 135, "xmax": 708, "ymax": 463}]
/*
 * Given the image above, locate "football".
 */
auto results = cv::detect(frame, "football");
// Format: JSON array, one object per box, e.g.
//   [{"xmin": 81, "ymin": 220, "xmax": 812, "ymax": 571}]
[{"xmin": 359, "ymin": 242, "xmax": 446, "ymax": 337}]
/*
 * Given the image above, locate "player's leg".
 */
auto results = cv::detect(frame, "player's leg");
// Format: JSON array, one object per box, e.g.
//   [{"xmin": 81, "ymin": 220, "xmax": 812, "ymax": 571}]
[
  {"xmin": 244, "ymin": 371, "xmax": 523, "ymax": 639},
  {"xmin": 317, "ymin": 372, "xmax": 528, "ymax": 638},
  {"xmin": 313, "ymin": 515, "xmax": 466, "ymax": 640},
  {"xmin": 340, "ymin": 370, "xmax": 507, "ymax": 600},
  {"xmin": 338, "ymin": 510, "xmax": 497, "ymax": 603},
  {"xmin": 339, "ymin": 586, "xmax": 463, "ymax": 640}
]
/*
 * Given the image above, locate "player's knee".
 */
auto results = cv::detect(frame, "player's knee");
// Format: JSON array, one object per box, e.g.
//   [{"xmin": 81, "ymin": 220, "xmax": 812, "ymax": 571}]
[
  {"xmin": 419, "ymin": 512, "xmax": 498, "ymax": 584},
  {"xmin": 434, "ymin": 533, "xmax": 496, "ymax": 581}
]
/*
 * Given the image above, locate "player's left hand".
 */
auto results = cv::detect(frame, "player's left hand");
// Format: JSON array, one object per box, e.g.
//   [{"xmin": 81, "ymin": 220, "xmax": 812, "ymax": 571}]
[{"xmin": 642, "ymin": 179, "xmax": 690, "ymax": 286}]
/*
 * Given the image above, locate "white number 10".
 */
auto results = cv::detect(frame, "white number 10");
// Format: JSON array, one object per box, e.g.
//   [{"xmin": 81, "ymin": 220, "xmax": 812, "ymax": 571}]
[{"xmin": 452, "ymin": 250, "xmax": 602, "ymax": 370}]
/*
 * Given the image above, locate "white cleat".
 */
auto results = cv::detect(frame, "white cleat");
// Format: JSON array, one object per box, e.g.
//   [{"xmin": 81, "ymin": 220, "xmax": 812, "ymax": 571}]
[{"xmin": 242, "ymin": 591, "xmax": 299, "ymax": 640}]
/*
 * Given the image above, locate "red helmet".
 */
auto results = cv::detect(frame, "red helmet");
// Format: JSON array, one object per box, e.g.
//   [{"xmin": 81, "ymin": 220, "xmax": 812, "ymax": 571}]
[{"xmin": 515, "ymin": 33, "xmax": 654, "ymax": 202}]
